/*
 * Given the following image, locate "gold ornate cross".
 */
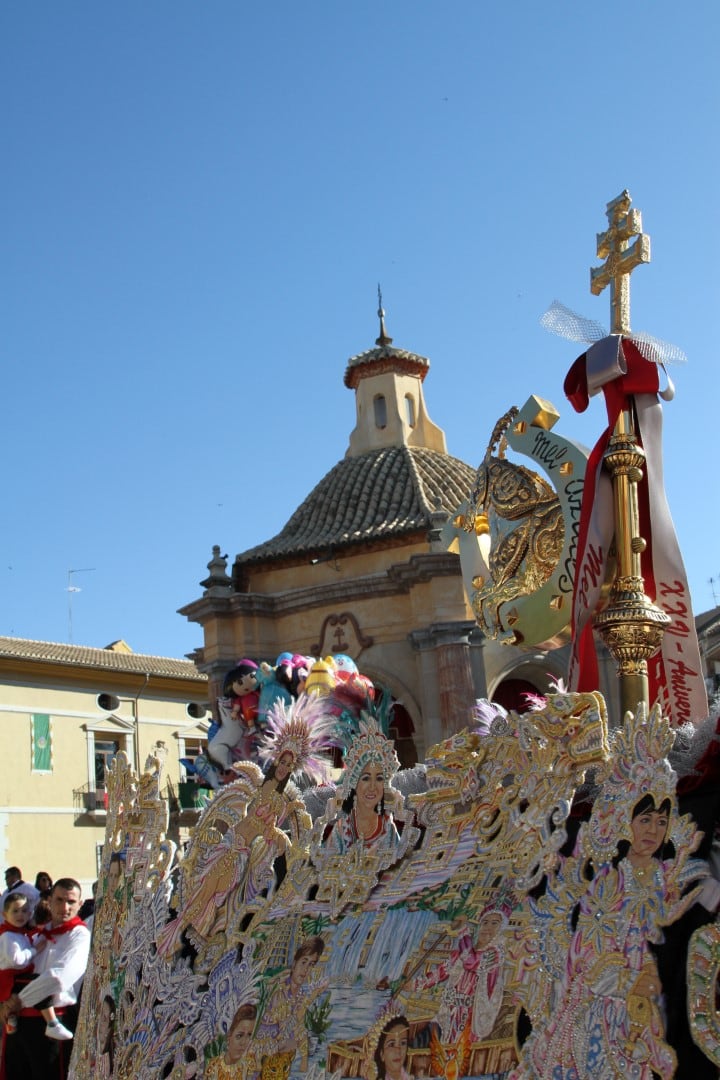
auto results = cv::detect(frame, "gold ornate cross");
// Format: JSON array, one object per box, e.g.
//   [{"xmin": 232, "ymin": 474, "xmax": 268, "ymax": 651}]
[{"xmin": 590, "ymin": 189, "xmax": 650, "ymax": 334}]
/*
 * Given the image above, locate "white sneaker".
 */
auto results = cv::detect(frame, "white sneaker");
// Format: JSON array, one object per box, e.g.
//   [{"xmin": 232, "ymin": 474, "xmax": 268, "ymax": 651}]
[{"xmin": 46, "ymin": 1021, "xmax": 73, "ymax": 1041}]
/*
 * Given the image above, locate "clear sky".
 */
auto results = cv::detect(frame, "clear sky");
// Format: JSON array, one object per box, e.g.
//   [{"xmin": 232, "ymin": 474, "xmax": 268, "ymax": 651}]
[{"xmin": 2, "ymin": 1, "xmax": 718, "ymax": 659}]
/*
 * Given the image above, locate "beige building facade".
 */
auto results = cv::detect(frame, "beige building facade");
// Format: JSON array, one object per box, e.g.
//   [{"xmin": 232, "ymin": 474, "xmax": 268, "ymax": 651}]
[{"xmin": 0, "ymin": 637, "xmax": 209, "ymax": 896}]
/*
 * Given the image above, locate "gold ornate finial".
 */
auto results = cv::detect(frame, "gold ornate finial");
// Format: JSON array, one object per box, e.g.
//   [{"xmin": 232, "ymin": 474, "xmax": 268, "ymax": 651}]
[
  {"xmin": 590, "ymin": 190, "xmax": 650, "ymax": 334},
  {"xmin": 376, "ymin": 283, "xmax": 393, "ymax": 346}
]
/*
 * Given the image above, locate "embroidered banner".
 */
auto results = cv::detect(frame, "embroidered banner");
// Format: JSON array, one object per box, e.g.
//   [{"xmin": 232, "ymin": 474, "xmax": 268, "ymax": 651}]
[{"xmin": 31, "ymin": 712, "xmax": 52, "ymax": 772}]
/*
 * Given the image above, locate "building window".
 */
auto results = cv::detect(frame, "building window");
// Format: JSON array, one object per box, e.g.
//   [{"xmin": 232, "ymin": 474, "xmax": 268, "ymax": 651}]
[
  {"xmin": 175, "ymin": 720, "xmax": 211, "ymax": 781},
  {"xmin": 179, "ymin": 736, "xmax": 207, "ymax": 779},
  {"xmin": 374, "ymin": 394, "xmax": 387, "ymax": 429},
  {"xmin": 95, "ymin": 738, "xmax": 121, "ymax": 796},
  {"xmin": 84, "ymin": 716, "xmax": 135, "ymax": 805},
  {"xmin": 405, "ymin": 394, "xmax": 416, "ymax": 427}
]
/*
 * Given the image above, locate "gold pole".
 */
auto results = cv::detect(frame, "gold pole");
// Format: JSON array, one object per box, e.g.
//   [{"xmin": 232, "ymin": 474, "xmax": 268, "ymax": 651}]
[
  {"xmin": 588, "ymin": 193, "xmax": 669, "ymax": 715},
  {"xmin": 592, "ymin": 407, "xmax": 669, "ymax": 716}
]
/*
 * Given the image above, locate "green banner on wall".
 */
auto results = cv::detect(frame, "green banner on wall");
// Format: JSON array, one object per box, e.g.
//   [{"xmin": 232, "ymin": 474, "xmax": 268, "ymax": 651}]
[{"xmin": 31, "ymin": 713, "xmax": 52, "ymax": 772}]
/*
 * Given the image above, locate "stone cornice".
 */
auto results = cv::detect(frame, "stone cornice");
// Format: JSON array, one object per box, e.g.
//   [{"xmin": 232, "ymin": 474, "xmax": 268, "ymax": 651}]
[
  {"xmin": 408, "ymin": 620, "xmax": 480, "ymax": 650},
  {"xmin": 179, "ymin": 552, "xmax": 464, "ymax": 625}
]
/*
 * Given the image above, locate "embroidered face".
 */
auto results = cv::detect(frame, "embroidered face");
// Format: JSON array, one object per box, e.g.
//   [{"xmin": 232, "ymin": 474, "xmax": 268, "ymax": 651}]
[
  {"xmin": 255, "ymin": 800, "xmax": 278, "ymax": 825},
  {"xmin": 97, "ymin": 995, "xmax": 115, "ymax": 1054},
  {"xmin": 290, "ymin": 951, "xmax": 319, "ymax": 988},
  {"xmin": 4, "ymin": 897, "xmax": 31, "ymax": 929},
  {"xmin": 378, "ymin": 1021, "xmax": 409, "ymax": 1079},
  {"xmin": 475, "ymin": 911, "xmax": 505, "ymax": 948},
  {"xmin": 275, "ymin": 751, "xmax": 295, "ymax": 782},
  {"xmin": 226, "ymin": 1018, "xmax": 254, "ymax": 1062},
  {"xmin": 630, "ymin": 803, "xmax": 669, "ymax": 860},
  {"xmin": 339, "ymin": 715, "xmax": 400, "ymax": 802},
  {"xmin": 107, "ymin": 857, "xmax": 124, "ymax": 894},
  {"xmin": 356, "ymin": 765, "xmax": 384, "ymax": 812}
]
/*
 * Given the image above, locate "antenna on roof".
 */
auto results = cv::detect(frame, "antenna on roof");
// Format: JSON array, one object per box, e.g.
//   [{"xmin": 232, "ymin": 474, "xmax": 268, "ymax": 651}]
[{"xmin": 67, "ymin": 567, "xmax": 96, "ymax": 643}]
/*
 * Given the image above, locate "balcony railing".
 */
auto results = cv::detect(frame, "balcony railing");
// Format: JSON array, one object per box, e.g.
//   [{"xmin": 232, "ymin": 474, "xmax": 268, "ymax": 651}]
[
  {"xmin": 72, "ymin": 782, "xmax": 108, "ymax": 819},
  {"xmin": 73, "ymin": 778, "xmax": 213, "ymax": 831}
]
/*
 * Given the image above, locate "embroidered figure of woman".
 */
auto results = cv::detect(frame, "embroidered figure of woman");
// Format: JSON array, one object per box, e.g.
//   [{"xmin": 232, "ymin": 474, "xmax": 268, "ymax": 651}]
[
  {"xmin": 323, "ymin": 759, "xmax": 400, "ymax": 856},
  {"xmin": 95, "ymin": 852, "xmax": 129, "ymax": 967},
  {"xmin": 311, "ymin": 713, "xmax": 412, "ymax": 915},
  {"xmin": 255, "ymin": 936, "xmax": 326, "ymax": 1080},
  {"xmin": 205, "ymin": 1002, "xmax": 259, "ymax": 1080},
  {"xmin": 364, "ymin": 1014, "xmax": 412, "ymax": 1080},
  {"xmin": 157, "ymin": 695, "xmax": 335, "ymax": 957},
  {"xmin": 513, "ymin": 704, "xmax": 707, "ymax": 1080},
  {"xmin": 157, "ymin": 759, "xmax": 299, "ymax": 955},
  {"xmin": 157, "ymin": 695, "xmax": 334, "ymax": 959},
  {"xmin": 321, "ymin": 711, "xmax": 403, "ymax": 855},
  {"xmin": 95, "ymin": 993, "xmax": 116, "ymax": 1078}
]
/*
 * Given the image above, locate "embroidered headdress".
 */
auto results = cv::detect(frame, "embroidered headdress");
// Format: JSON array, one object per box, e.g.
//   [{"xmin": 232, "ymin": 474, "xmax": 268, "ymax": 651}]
[
  {"xmin": 580, "ymin": 701, "xmax": 678, "ymax": 865},
  {"xmin": 258, "ymin": 693, "xmax": 338, "ymax": 785},
  {"xmin": 338, "ymin": 713, "xmax": 400, "ymax": 800},
  {"xmin": 363, "ymin": 1003, "xmax": 409, "ymax": 1080}
]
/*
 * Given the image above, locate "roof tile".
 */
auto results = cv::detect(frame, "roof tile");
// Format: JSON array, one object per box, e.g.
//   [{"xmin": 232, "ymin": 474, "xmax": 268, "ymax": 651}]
[
  {"xmin": 237, "ymin": 445, "xmax": 474, "ymax": 565},
  {"xmin": 0, "ymin": 637, "xmax": 207, "ymax": 682}
]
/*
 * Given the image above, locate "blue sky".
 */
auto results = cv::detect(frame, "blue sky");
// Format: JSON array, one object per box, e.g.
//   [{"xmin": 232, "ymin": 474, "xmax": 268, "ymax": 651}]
[{"xmin": 2, "ymin": 2, "xmax": 718, "ymax": 658}]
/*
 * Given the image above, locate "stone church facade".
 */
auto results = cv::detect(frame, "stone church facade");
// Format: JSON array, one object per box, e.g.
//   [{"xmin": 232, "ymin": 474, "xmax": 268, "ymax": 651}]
[{"xmin": 180, "ymin": 312, "xmax": 569, "ymax": 759}]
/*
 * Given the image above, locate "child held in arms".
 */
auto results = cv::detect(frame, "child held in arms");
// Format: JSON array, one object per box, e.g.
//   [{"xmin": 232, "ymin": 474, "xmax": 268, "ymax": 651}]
[{"xmin": 0, "ymin": 892, "xmax": 73, "ymax": 1040}]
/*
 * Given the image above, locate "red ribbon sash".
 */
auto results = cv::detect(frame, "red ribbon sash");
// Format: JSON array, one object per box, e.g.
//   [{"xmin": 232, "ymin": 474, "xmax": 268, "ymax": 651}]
[{"xmin": 565, "ymin": 336, "xmax": 707, "ymax": 725}]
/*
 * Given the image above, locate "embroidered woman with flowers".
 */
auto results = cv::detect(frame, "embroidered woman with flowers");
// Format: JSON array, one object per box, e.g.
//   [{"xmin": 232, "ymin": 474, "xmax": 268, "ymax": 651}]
[
  {"xmin": 306, "ymin": 714, "xmax": 418, "ymax": 919},
  {"xmin": 310, "ymin": 713, "xmax": 419, "ymax": 919},
  {"xmin": 321, "ymin": 712, "xmax": 405, "ymax": 856},
  {"xmin": 157, "ymin": 695, "xmax": 336, "ymax": 957},
  {"xmin": 512, "ymin": 704, "xmax": 707, "ymax": 1080}
]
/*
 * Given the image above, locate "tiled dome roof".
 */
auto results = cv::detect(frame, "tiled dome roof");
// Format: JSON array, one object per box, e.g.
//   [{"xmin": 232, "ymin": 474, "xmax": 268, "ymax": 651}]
[{"xmin": 236, "ymin": 445, "xmax": 475, "ymax": 566}]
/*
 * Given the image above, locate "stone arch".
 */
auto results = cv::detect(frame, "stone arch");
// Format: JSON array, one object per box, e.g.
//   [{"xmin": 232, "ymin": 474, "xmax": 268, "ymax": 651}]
[
  {"xmin": 487, "ymin": 652, "xmax": 566, "ymax": 712},
  {"xmin": 360, "ymin": 663, "xmax": 421, "ymax": 769}
]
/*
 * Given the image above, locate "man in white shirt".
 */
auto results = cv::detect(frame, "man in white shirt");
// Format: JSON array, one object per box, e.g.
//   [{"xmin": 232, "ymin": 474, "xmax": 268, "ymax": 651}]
[
  {"xmin": 0, "ymin": 867, "xmax": 40, "ymax": 913},
  {"xmin": 1, "ymin": 877, "xmax": 90, "ymax": 1079}
]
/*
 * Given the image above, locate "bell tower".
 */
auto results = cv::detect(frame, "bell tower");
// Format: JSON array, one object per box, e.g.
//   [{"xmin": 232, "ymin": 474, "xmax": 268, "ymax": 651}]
[{"xmin": 344, "ymin": 290, "xmax": 447, "ymax": 458}]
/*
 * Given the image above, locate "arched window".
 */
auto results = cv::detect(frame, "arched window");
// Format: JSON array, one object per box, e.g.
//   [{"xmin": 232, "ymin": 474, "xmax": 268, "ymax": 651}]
[
  {"xmin": 405, "ymin": 394, "xmax": 416, "ymax": 427},
  {"xmin": 374, "ymin": 394, "xmax": 387, "ymax": 429}
]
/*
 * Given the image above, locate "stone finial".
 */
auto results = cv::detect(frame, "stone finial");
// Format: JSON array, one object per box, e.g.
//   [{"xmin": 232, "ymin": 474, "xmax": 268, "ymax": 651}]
[
  {"xmin": 428, "ymin": 496, "xmax": 450, "ymax": 551},
  {"xmin": 200, "ymin": 545, "xmax": 232, "ymax": 594}
]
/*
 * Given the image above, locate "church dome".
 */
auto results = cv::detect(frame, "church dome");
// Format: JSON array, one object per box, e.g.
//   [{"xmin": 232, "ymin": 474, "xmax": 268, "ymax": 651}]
[{"xmin": 236, "ymin": 444, "xmax": 475, "ymax": 568}]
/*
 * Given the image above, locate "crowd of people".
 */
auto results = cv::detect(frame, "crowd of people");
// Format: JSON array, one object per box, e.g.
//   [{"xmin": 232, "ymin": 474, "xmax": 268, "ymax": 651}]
[{"xmin": 0, "ymin": 865, "xmax": 93, "ymax": 1080}]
